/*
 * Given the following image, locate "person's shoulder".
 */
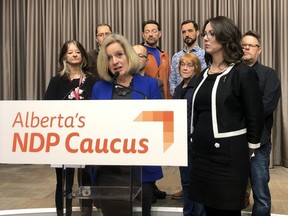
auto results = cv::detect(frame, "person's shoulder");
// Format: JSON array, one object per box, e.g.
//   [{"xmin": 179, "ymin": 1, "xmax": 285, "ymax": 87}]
[
  {"xmin": 233, "ymin": 61, "xmax": 251, "ymax": 71},
  {"xmin": 87, "ymin": 49, "xmax": 98, "ymax": 56},
  {"xmin": 188, "ymin": 75, "xmax": 199, "ymax": 86},
  {"xmin": 93, "ymin": 79, "xmax": 108, "ymax": 86},
  {"xmin": 87, "ymin": 49, "xmax": 98, "ymax": 62},
  {"xmin": 194, "ymin": 45, "xmax": 205, "ymax": 52},
  {"xmin": 232, "ymin": 62, "xmax": 259, "ymax": 80},
  {"xmin": 157, "ymin": 47, "xmax": 169, "ymax": 56},
  {"xmin": 161, "ymin": 50, "xmax": 170, "ymax": 57},
  {"xmin": 172, "ymin": 49, "xmax": 184, "ymax": 57},
  {"xmin": 136, "ymin": 73, "xmax": 151, "ymax": 81},
  {"xmin": 137, "ymin": 73, "xmax": 158, "ymax": 84},
  {"xmin": 49, "ymin": 74, "xmax": 63, "ymax": 82},
  {"xmin": 85, "ymin": 75, "xmax": 98, "ymax": 84},
  {"xmin": 254, "ymin": 62, "xmax": 275, "ymax": 74}
]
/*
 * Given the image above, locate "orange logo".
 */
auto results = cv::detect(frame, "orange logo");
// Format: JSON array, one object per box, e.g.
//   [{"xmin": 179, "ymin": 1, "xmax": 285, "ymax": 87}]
[{"xmin": 134, "ymin": 111, "xmax": 174, "ymax": 152}]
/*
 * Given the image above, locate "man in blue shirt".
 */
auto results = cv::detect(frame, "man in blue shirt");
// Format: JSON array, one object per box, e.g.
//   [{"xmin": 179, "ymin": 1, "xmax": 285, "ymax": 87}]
[{"xmin": 169, "ymin": 20, "xmax": 207, "ymax": 96}]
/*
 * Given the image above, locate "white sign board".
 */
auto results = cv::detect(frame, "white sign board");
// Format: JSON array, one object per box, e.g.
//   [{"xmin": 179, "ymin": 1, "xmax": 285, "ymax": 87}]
[{"xmin": 0, "ymin": 100, "xmax": 187, "ymax": 166}]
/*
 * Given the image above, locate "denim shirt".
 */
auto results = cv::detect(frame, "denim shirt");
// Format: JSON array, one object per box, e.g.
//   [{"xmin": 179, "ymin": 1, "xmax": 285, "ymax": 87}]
[{"xmin": 169, "ymin": 45, "xmax": 207, "ymax": 96}]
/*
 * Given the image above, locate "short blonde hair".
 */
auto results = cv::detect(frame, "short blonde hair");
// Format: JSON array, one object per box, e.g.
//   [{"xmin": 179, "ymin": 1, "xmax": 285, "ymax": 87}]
[
  {"xmin": 97, "ymin": 34, "xmax": 140, "ymax": 81},
  {"xmin": 178, "ymin": 53, "xmax": 201, "ymax": 76}
]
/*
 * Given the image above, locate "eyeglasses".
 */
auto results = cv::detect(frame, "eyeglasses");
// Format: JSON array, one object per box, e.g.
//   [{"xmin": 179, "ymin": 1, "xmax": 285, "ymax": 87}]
[
  {"xmin": 201, "ymin": 31, "xmax": 215, "ymax": 39},
  {"xmin": 179, "ymin": 62, "xmax": 194, "ymax": 68},
  {"xmin": 96, "ymin": 32, "xmax": 112, "ymax": 37},
  {"xmin": 137, "ymin": 54, "xmax": 148, "ymax": 59},
  {"xmin": 241, "ymin": 44, "xmax": 260, "ymax": 49}
]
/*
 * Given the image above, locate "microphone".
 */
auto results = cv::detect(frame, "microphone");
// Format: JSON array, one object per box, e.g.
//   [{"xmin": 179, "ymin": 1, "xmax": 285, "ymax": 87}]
[
  {"xmin": 112, "ymin": 71, "xmax": 120, "ymax": 82},
  {"xmin": 112, "ymin": 71, "xmax": 147, "ymax": 99}
]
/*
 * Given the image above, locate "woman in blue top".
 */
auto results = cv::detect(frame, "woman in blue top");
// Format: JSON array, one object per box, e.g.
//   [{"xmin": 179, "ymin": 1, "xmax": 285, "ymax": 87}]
[{"xmin": 91, "ymin": 34, "xmax": 163, "ymax": 216}]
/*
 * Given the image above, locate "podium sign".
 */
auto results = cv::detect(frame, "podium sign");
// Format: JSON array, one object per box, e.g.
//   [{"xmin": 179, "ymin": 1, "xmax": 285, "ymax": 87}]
[{"xmin": 0, "ymin": 100, "xmax": 187, "ymax": 166}]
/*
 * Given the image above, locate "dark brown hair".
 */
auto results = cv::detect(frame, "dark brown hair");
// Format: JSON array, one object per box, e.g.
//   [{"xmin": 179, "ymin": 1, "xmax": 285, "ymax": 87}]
[{"xmin": 203, "ymin": 16, "xmax": 243, "ymax": 66}]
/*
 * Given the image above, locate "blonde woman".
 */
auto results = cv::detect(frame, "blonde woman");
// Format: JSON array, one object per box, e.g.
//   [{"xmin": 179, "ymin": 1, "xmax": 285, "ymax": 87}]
[{"xmin": 91, "ymin": 34, "xmax": 163, "ymax": 216}]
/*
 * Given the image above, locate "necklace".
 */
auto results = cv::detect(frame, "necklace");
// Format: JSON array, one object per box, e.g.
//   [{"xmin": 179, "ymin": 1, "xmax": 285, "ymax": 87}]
[
  {"xmin": 114, "ymin": 86, "xmax": 131, "ymax": 96},
  {"xmin": 209, "ymin": 65, "xmax": 228, "ymax": 74},
  {"xmin": 114, "ymin": 77, "xmax": 133, "ymax": 96}
]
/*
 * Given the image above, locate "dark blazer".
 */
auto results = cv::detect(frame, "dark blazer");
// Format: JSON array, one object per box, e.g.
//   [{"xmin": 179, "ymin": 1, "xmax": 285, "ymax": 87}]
[
  {"xmin": 91, "ymin": 73, "xmax": 163, "ymax": 183},
  {"xmin": 173, "ymin": 75, "xmax": 198, "ymax": 149},
  {"xmin": 87, "ymin": 49, "xmax": 100, "ymax": 81},
  {"xmin": 191, "ymin": 62, "xmax": 264, "ymax": 148},
  {"xmin": 252, "ymin": 62, "xmax": 281, "ymax": 145}
]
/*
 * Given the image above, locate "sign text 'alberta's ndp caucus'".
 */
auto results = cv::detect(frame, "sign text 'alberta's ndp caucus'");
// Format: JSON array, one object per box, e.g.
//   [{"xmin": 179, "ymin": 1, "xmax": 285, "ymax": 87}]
[{"xmin": 0, "ymin": 100, "xmax": 187, "ymax": 166}]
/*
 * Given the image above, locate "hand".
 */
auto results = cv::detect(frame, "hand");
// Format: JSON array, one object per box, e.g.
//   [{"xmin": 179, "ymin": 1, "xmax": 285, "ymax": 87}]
[{"xmin": 249, "ymin": 148, "xmax": 255, "ymax": 159}]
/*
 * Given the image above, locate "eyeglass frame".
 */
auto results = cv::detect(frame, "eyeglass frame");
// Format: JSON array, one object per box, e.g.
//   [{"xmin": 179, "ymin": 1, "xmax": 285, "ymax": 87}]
[
  {"xmin": 179, "ymin": 62, "xmax": 194, "ymax": 68},
  {"xmin": 241, "ymin": 43, "xmax": 260, "ymax": 49}
]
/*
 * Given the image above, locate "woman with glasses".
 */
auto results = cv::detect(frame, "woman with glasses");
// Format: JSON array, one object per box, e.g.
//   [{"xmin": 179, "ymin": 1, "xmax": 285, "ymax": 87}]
[
  {"xmin": 173, "ymin": 53, "xmax": 205, "ymax": 216},
  {"xmin": 189, "ymin": 16, "xmax": 264, "ymax": 216}
]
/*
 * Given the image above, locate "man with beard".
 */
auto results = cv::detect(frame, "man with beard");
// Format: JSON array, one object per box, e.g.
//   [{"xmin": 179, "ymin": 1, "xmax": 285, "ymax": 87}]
[
  {"xmin": 169, "ymin": 20, "xmax": 207, "ymax": 96},
  {"xmin": 241, "ymin": 30, "xmax": 281, "ymax": 216},
  {"xmin": 142, "ymin": 20, "xmax": 171, "ymax": 99}
]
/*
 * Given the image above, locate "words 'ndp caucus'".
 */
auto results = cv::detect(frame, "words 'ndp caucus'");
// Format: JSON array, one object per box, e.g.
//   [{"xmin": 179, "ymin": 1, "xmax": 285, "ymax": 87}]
[
  {"xmin": 0, "ymin": 100, "xmax": 187, "ymax": 166},
  {"xmin": 12, "ymin": 111, "xmax": 150, "ymax": 154}
]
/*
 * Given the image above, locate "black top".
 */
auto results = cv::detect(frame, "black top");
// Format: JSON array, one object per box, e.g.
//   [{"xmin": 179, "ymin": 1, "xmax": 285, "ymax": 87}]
[
  {"xmin": 193, "ymin": 73, "xmax": 218, "ymax": 158},
  {"xmin": 87, "ymin": 49, "xmax": 100, "ymax": 81},
  {"xmin": 252, "ymin": 62, "xmax": 281, "ymax": 145},
  {"xmin": 173, "ymin": 75, "xmax": 198, "ymax": 146},
  {"xmin": 44, "ymin": 75, "xmax": 96, "ymax": 100}
]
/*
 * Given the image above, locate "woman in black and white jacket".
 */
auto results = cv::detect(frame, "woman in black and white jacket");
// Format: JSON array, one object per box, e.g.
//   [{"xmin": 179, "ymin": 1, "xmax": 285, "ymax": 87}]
[{"xmin": 189, "ymin": 16, "xmax": 264, "ymax": 216}]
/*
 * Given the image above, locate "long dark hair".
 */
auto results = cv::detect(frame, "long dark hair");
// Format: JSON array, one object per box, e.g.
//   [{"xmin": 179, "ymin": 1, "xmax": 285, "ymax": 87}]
[
  {"xmin": 203, "ymin": 16, "xmax": 243, "ymax": 66},
  {"xmin": 57, "ymin": 40, "xmax": 90, "ymax": 77}
]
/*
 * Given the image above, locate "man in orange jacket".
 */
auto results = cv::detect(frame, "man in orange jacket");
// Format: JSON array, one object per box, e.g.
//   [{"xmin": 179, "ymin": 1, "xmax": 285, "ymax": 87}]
[{"xmin": 142, "ymin": 20, "xmax": 171, "ymax": 99}]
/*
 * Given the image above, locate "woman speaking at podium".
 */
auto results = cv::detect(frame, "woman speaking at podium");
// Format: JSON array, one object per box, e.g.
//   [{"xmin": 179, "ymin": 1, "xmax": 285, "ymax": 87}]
[{"xmin": 91, "ymin": 34, "xmax": 163, "ymax": 216}]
